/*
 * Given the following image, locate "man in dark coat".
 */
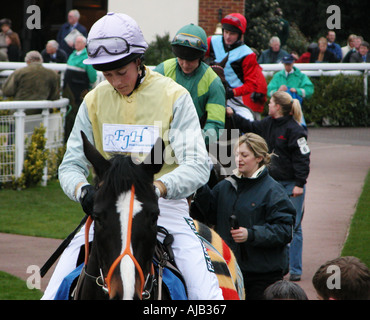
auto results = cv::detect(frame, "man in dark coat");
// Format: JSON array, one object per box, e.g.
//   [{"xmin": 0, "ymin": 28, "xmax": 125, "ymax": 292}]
[
  {"xmin": 41, "ymin": 40, "xmax": 67, "ymax": 63},
  {"xmin": 350, "ymin": 41, "xmax": 370, "ymax": 63},
  {"xmin": 56, "ymin": 9, "xmax": 87, "ymax": 57}
]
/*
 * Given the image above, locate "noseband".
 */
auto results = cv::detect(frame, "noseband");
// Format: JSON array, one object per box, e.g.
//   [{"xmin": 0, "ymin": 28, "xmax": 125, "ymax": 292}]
[{"xmin": 84, "ymin": 185, "xmax": 146, "ymax": 298}]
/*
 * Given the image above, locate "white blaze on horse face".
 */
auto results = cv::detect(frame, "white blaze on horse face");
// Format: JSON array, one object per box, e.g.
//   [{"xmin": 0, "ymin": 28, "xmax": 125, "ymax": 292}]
[{"xmin": 116, "ymin": 189, "xmax": 143, "ymax": 300}]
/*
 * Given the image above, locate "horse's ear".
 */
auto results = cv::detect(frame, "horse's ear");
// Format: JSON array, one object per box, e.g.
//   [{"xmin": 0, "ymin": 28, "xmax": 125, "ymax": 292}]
[
  {"xmin": 219, "ymin": 53, "xmax": 229, "ymax": 68},
  {"xmin": 142, "ymin": 138, "xmax": 165, "ymax": 176},
  {"xmin": 81, "ymin": 131, "xmax": 111, "ymax": 180}
]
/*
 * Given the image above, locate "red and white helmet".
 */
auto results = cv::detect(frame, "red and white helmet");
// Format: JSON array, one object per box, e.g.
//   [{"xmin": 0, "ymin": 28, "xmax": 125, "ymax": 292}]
[{"xmin": 221, "ymin": 13, "xmax": 247, "ymax": 34}]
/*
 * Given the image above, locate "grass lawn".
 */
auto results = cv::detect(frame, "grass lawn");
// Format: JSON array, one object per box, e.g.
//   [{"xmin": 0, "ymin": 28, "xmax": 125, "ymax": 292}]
[
  {"xmin": 0, "ymin": 180, "xmax": 83, "ymax": 239},
  {"xmin": 0, "ymin": 171, "xmax": 368, "ymax": 299},
  {"xmin": 0, "ymin": 271, "xmax": 42, "ymax": 300},
  {"xmin": 341, "ymin": 170, "xmax": 370, "ymax": 267}
]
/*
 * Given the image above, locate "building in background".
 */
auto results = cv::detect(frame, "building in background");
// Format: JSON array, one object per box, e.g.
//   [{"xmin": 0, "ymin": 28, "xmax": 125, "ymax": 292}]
[{"xmin": 2, "ymin": 0, "xmax": 244, "ymax": 55}]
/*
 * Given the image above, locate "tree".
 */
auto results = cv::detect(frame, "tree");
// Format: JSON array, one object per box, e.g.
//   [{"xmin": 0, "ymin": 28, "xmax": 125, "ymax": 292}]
[
  {"xmin": 145, "ymin": 33, "xmax": 174, "ymax": 66},
  {"xmin": 278, "ymin": 0, "xmax": 370, "ymax": 46},
  {"xmin": 244, "ymin": 0, "xmax": 282, "ymax": 53}
]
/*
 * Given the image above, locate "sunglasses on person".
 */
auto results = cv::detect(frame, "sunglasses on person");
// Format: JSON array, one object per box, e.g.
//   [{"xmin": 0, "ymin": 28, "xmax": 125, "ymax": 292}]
[
  {"xmin": 172, "ymin": 33, "xmax": 207, "ymax": 51},
  {"xmin": 87, "ymin": 37, "xmax": 146, "ymax": 57}
]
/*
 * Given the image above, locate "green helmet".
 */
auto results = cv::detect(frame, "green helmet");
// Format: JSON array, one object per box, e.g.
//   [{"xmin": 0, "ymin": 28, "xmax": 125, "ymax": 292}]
[{"xmin": 171, "ymin": 24, "xmax": 208, "ymax": 60}]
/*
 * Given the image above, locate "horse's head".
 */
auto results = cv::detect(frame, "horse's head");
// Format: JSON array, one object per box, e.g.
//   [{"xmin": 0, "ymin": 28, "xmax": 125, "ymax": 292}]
[{"xmin": 81, "ymin": 131, "xmax": 164, "ymax": 300}]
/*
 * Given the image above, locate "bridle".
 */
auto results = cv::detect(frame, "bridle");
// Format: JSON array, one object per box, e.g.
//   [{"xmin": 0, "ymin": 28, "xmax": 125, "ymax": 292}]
[{"xmin": 83, "ymin": 184, "xmax": 151, "ymax": 299}]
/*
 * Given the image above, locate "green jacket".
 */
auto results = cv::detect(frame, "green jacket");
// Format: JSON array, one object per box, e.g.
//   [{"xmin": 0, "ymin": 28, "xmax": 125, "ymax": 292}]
[
  {"xmin": 66, "ymin": 48, "xmax": 97, "ymax": 85},
  {"xmin": 267, "ymin": 66, "xmax": 314, "ymax": 99},
  {"xmin": 154, "ymin": 58, "xmax": 225, "ymax": 144},
  {"xmin": 2, "ymin": 63, "xmax": 60, "ymax": 101}
]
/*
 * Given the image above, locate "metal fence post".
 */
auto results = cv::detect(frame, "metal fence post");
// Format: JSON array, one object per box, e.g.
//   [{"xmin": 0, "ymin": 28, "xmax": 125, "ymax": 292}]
[
  {"xmin": 41, "ymin": 108, "xmax": 50, "ymax": 186},
  {"xmin": 14, "ymin": 109, "xmax": 25, "ymax": 179}
]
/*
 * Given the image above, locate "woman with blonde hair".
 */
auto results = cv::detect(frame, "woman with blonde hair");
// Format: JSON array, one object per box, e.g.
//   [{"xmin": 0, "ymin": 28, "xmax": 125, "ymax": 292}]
[
  {"xmin": 226, "ymin": 90, "xmax": 310, "ymax": 283},
  {"xmin": 202, "ymin": 132, "xmax": 296, "ymax": 299}
]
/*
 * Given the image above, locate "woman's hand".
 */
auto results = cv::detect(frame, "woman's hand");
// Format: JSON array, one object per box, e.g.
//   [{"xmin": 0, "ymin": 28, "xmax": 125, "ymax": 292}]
[
  {"xmin": 292, "ymin": 186, "xmax": 303, "ymax": 197},
  {"xmin": 230, "ymin": 227, "xmax": 248, "ymax": 243}
]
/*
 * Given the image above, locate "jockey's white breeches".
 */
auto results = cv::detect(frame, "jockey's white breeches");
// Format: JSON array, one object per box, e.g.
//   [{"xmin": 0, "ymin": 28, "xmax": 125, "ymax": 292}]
[{"xmin": 41, "ymin": 198, "xmax": 223, "ymax": 300}]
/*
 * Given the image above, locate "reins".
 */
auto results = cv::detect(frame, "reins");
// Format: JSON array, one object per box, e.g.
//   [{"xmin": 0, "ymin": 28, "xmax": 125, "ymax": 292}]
[{"xmin": 84, "ymin": 184, "xmax": 146, "ymax": 299}]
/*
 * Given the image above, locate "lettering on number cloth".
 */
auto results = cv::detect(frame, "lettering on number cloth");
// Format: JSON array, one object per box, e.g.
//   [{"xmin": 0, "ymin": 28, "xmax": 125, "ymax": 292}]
[{"xmin": 103, "ymin": 124, "xmax": 160, "ymax": 153}]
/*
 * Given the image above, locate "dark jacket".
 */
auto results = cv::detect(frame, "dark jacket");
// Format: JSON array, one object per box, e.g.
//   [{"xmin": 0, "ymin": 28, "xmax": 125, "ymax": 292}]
[
  {"xmin": 350, "ymin": 52, "xmax": 370, "ymax": 63},
  {"xmin": 41, "ymin": 48, "xmax": 68, "ymax": 63},
  {"xmin": 233, "ymin": 114, "xmax": 310, "ymax": 187},
  {"xmin": 310, "ymin": 48, "xmax": 340, "ymax": 63},
  {"xmin": 208, "ymin": 167, "xmax": 296, "ymax": 274},
  {"xmin": 56, "ymin": 22, "xmax": 87, "ymax": 57}
]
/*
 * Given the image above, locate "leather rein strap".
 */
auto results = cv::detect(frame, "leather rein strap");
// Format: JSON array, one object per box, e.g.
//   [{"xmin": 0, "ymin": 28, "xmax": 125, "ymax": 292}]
[{"xmin": 84, "ymin": 185, "xmax": 146, "ymax": 298}]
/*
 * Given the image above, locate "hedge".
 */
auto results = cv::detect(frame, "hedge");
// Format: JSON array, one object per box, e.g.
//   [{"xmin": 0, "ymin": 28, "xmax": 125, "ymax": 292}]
[{"xmin": 265, "ymin": 74, "xmax": 370, "ymax": 127}]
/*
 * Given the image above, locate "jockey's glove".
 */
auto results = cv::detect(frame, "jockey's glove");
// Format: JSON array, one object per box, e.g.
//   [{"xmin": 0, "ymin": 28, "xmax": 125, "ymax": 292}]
[
  {"xmin": 79, "ymin": 184, "xmax": 96, "ymax": 216},
  {"xmin": 251, "ymin": 92, "xmax": 264, "ymax": 102},
  {"xmin": 226, "ymin": 87, "xmax": 235, "ymax": 99}
]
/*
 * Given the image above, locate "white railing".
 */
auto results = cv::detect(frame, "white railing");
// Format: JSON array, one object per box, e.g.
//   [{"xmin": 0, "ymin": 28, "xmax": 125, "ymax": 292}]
[
  {"xmin": 0, "ymin": 98, "xmax": 69, "ymax": 185},
  {"xmin": 1, "ymin": 61, "xmax": 369, "ymax": 103},
  {"xmin": 0, "ymin": 62, "xmax": 105, "ymax": 89},
  {"xmin": 261, "ymin": 63, "xmax": 370, "ymax": 105}
]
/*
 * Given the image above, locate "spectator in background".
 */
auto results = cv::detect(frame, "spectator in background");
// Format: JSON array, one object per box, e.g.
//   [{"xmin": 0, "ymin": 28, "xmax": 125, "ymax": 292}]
[
  {"xmin": 258, "ymin": 36, "xmax": 289, "ymax": 64},
  {"xmin": 63, "ymin": 35, "xmax": 97, "ymax": 141},
  {"xmin": 310, "ymin": 37, "xmax": 340, "ymax": 63},
  {"xmin": 2, "ymin": 51, "xmax": 60, "ymax": 114},
  {"xmin": 341, "ymin": 34, "xmax": 356, "ymax": 60},
  {"xmin": 350, "ymin": 41, "xmax": 370, "ymax": 63},
  {"xmin": 312, "ymin": 256, "xmax": 370, "ymax": 300},
  {"xmin": 0, "ymin": 50, "xmax": 7, "ymax": 61},
  {"xmin": 264, "ymin": 279, "xmax": 308, "ymax": 300},
  {"xmin": 57, "ymin": 9, "xmax": 87, "ymax": 57},
  {"xmin": 267, "ymin": 54, "xmax": 314, "ymax": 100},
  {"xmin": 5, "ymin": 32, "xmax": 22, "ymax": 61},
  {"xmin": 0, "ymin": 18, "xmax": 21, "ymax": 59},
  {"xmin": 267, "ymin": 54, "xmax": 314, "ymax": 127},
  {"xmin": 41, "ymin": 40, "xmax": 68, "ymax": 63},
  {"xmin": 292, "ymin": 43, "xmax": 318, "ymax": 63},
  {"xmin": 342, "ymin": 36, "xmax": 363, "ymax": 63},
  {"xmin": 205, "ymin": 13, "xmax": 267, "ymax": 120},
  {"xmin": 326, "ymin": 30, "xmax": 342, "ymax": 61}
]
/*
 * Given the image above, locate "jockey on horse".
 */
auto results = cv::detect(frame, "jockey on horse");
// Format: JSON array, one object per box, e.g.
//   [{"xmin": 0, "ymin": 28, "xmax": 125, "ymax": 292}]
[
  {"xmin": 42, "ymin": 12, "xmax": 223, "ymax": 300},
  {"xmin": 205, "ymin": 13, "xmax": 267, "ymax": 122}
]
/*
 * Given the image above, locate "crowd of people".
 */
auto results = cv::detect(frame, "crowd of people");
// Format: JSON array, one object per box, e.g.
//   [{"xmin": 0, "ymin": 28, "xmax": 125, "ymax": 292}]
[{"xmin": 0, "ymin": 10, "xmax": 368, "ymax": 300}]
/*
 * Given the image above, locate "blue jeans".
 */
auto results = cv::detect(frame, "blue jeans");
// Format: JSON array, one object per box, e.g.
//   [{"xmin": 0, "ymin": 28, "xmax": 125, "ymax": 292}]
[{"xmin": 278, "ymin": 181, "xmax": 305, "ymax": 276}]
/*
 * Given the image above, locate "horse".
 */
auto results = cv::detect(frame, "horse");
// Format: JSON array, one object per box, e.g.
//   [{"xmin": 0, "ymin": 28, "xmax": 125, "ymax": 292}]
[
  {"xmin": 71, "ymin": 131, "xmax": 244, "ymax": 300},
  {"xmin": 75, "ymin": 131, "xmax": 163, "ymax": 300},
  {"xmin": 208, "ymin": 54, "xmax": 256, "ymax": 172}
]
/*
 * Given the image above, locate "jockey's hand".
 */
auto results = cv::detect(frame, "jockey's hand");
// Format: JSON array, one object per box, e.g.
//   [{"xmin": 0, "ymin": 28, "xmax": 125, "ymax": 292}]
[
  {"xmin": 231, "ymin": 227, "xmax": 248, "ymax": 243},
  {"xmin": 79, "ymin": 184, "xmax": 96, "ymax": 216},
  {"xmin": 251, "ymin": 92, "xmax": 264, "ymax": 102},
  {"xmin": 226, "ymin": 106, "xmax": 234, "ymax": 117},
  {"xmin": 226, "ymin": 87, "xmax": 234, "ymax": 99}
]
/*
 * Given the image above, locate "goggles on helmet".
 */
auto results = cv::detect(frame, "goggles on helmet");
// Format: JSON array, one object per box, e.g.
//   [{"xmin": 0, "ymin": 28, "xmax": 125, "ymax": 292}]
[
  {"xmin": 223, "ymin": 14, "xmax": 243, "ymax": 28},
  {"xmin": 172, "ymin": 33, "xmax": 207, "ymax": 51},
  {"xmin": 87, "ymin": 37, "xmax": 146, "ymax": 58}
]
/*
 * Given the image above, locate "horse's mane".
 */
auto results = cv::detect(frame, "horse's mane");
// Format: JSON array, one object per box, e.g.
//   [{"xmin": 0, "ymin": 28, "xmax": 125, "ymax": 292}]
[{"xmin": 96, "ymin": 154, "xmax": 152, "ymax": 199}]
